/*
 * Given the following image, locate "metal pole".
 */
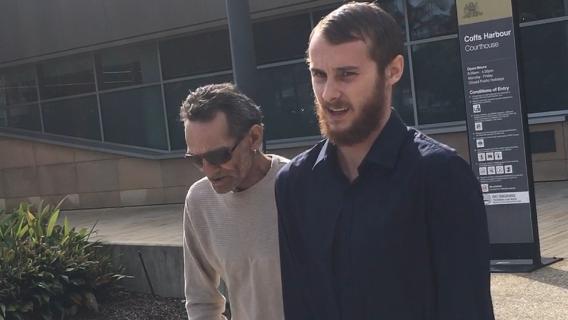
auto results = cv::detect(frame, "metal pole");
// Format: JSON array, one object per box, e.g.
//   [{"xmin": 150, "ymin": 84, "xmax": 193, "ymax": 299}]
[
  {"xmin": 225, "ymin": 0, "xmax": 265, "ymax": 151},
  {"xmin": 225, "ymin": 0, "xmax": 258, "ymax": 102}
]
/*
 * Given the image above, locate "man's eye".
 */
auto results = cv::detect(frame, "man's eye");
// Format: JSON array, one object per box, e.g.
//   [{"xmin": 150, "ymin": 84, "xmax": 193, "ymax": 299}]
[
  {"xmin": 312, "ymin": 71, "xmax": 326, "ymax": 79},
  {"xmin": 340, "ymin": 71, "xmax": 356, "ymax": 78}
]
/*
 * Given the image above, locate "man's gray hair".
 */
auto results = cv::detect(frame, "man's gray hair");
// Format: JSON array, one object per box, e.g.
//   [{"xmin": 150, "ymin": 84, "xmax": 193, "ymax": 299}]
[{"xmin": 180, "ymin": 83, "xmax": 263, "ymax": 139}]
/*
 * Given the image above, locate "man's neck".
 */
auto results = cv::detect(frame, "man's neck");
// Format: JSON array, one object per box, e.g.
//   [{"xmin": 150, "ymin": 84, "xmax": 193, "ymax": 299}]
[
  {"xmin": 336, "ymin": 109, "xmax": 391, "ymax": 182},
  {"xmin": 235, "ymin": 153, "xmax": 272, "ymax": 192}
]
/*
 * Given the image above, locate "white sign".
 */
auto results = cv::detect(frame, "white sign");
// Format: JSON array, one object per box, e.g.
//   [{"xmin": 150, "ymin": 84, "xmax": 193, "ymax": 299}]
[{"xmin": 483, "ymin": 191, "xmax": 530, "ymax": 205}]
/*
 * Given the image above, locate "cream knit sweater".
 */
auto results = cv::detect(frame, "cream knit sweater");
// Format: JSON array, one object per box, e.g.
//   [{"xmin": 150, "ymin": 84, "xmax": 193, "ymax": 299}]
[{"xmin": 183, "ymin": 155, "xmax": 288, "ymax": 320}]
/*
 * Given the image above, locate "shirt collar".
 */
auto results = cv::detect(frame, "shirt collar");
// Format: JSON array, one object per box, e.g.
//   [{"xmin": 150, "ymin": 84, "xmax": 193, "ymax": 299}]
[
  {"xmin": 313, "ymin": 139, "xmax": 334, "ymax": 170},
  {"xmin": 312, "ymin": 109, "xmax": 408, "ymax": 171},
  {"xmin": 364, "ymin": 109, "xmax": 408, "ymax": 169}
]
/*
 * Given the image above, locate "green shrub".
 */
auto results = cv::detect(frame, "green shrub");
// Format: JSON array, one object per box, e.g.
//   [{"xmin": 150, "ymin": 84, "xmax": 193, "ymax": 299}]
[{"xmin": 0, "ymin": 202, "xmax": 127, "ymax": 320}]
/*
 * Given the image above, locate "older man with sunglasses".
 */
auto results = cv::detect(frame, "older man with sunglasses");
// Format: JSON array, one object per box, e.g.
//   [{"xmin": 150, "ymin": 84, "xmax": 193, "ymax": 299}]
[{"xmin": 180, "ymin": 83, "xmax": 288, "ymax": 320}]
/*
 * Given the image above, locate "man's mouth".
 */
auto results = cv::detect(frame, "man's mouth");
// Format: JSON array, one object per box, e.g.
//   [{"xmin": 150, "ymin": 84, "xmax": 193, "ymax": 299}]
[
  {"xmin": 210, "ymin": 176, "xmax": 225, "ymax": 183},
  {"xmin": 326, "ymin": 106, "xmax": 349, "ymax": 115}
]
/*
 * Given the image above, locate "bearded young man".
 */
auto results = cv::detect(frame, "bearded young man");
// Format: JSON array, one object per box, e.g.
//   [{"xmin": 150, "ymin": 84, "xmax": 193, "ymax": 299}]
[
  {"xmin": 275, "ymin": 2, "xmax": 495, "ymax": 320},
  {"xmin": 181, "ymin": 83, "xmax": 287, "ymax": 319}
]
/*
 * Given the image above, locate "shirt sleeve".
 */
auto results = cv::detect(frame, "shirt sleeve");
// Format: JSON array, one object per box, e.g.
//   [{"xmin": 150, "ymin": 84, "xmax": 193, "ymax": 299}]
[
  {"xmin": 183, "ymin": 199, "xmax": 227, "ymax": 320},
  {"xmin": 275, "ymin": 166, "xmax": 311, "ymax": 320},
  {"xmin": 426, "ymin": 155, "xmax": 495, "ymax": 320}
]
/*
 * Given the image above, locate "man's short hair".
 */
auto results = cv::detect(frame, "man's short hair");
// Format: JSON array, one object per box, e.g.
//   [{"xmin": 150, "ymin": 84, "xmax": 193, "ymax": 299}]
[
  {"xmin": 180, "ymin": 83, "xmax": 263, "ymax": 139},
  {"xmin": 310, "ymin": 2, "xmax": 403, "ymax": 72}
]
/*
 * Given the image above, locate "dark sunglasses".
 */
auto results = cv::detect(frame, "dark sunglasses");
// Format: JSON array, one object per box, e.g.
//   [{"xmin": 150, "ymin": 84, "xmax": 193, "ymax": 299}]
[{"xmin": 185, "ymin": 135, "xmax": 244, "ymax": 168}]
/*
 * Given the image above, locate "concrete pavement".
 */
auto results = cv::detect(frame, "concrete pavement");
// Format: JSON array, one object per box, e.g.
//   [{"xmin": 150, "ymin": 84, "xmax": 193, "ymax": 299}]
[{"xmin": 60, "ymin": 181, "xmax": 568, "ymax": 318}]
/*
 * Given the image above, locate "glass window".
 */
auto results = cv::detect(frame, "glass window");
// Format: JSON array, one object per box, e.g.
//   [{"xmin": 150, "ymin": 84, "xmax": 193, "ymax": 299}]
[
  {"xmin": 38, "ymin": 55, "xmax": 96, "ymax": 99},
  {"xmin": 312, "ymin": 6, "xmax": 335, "ymax": 24},
  {"xmin": 393, "ymin": 50, "xmax": 414, "ymax": 125},
  {"xmin": 95, "ymin": 43, "xmax": 160, "ymax": 91},
  {"xmin": 42, "ymin": 95, "xmax": 101, "ymax": 140},
  {"xmin": 380, "ymin": 0, "xmax": 406, "ymax": 35},
  {"xmin": 253, "ymin": 14, "xmax": 311, "ymax": 65},
  {"xmin": 412, "ymin": 39, "xmax": 465, "ymax": 124},
  {"xmin": 164, "ymin": 74, "xmax": 233, "ymax": 150},
  {"xmin": 529, "ymin": 130, "xmax": 556, "ymax": 153},
  {"xmin": 520, "ymin": 21, "xmax": 568, "ymax": 114},
  {"xmin": 407, "ymin": 0, "xmax": 458, "ymax": 40},
  {"xmin": 0, "ymin": 65, "xmax": 38, "ymax": 106},
  {"xmin": 160, "ymin": 29, "xmax": 232, "ymax": 80},
  {"xmin": 518, "ymin": 0, "xmax": 568, "ymax": 23},
  {"xmin": 257, "ymin": 63, "xmax": 319, "ymax": 140},
  {"xmin": 0, "ymin": 108, "xmax": 7, "ymax": 127},
  {"xmin": 100, "ymin": 86, "xmax": 168, "ymax": 150},
  {"xmin": 6, "ymin": 104, "xmax": 41, "ymax": 131},
  {"xmin": 0, "ymin": 65, "xmax": 37, "ymax": 106}
]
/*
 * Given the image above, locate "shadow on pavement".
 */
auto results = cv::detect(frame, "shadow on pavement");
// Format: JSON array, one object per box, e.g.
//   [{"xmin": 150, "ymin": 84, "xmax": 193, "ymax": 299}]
[{"xmin": 518, "ymin": 260, "xmax": 568, "ymax": 291}]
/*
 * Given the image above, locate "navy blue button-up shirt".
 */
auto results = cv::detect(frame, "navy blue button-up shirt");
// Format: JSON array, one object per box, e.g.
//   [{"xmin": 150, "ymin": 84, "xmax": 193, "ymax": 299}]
[{"xmin": 275, "ymin": 112, "xmax": 494, "ymax": 320}]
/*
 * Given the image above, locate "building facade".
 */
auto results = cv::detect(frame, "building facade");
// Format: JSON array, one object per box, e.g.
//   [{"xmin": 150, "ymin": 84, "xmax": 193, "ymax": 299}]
[{"xmin": 1, "ymin": 0, "xmax": 567, "ymax": 211}]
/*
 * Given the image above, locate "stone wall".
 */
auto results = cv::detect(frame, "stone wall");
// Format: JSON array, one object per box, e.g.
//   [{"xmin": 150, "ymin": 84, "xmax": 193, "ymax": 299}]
[
  {"xmin": 0, "ymin": 137, "xmax": 203, "ymax": 211},
  {"xmin": 1, "ymin": 119, "xmax": 567, "ymax": 212}
]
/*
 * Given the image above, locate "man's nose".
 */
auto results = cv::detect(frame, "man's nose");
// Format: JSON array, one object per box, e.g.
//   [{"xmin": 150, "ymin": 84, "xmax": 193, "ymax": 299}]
[{"xmin": 322, "ymin": 80, "xmax": 340, "ymax": 103}]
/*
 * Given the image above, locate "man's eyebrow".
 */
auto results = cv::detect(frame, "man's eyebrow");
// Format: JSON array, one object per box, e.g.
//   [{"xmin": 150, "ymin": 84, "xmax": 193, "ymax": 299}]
[
  {"xmin": 336, "ymin": 66, "xmax": 359, "ymax": 72},
  {"xmin": 309, "ymin": 67, "xmax": 325, "ymax": 73},
  {"xmin": 309, "ymin": 66, "xmax": 360, "ymax": 73}
]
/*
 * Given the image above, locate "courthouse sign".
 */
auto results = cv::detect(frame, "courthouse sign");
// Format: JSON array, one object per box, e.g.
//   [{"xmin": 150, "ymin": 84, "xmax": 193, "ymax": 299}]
[{"xmin": 457, "ymin": 0, "xmax": 559, "ymax": 271}]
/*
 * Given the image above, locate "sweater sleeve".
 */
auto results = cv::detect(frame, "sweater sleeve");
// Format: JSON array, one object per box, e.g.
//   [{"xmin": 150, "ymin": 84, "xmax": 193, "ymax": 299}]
[{"xmin": 183, "ymin": 196, "xmax": 227, "ymax": 320}]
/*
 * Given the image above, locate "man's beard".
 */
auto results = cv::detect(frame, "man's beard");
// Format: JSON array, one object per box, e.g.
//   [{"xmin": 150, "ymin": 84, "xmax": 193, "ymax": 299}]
[{"xmin": 315, "ymin": 78, "xmax": 387, "ymax": 146}]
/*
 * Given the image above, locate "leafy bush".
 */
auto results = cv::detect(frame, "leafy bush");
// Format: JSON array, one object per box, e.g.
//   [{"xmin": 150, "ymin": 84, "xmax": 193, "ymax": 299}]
[{"xmin": 0, "ymin": 202, "xmax": 127, "ymax": 320}]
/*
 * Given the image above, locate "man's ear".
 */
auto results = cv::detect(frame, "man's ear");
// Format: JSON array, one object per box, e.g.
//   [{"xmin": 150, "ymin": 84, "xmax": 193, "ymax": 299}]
[
  {"xmin": 385, "ymin": 54, "xmax": 404, "ymax": 85},
  {"xmin": 248, "ymin": 124, "xmax": 264, "ymax": 151}
]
